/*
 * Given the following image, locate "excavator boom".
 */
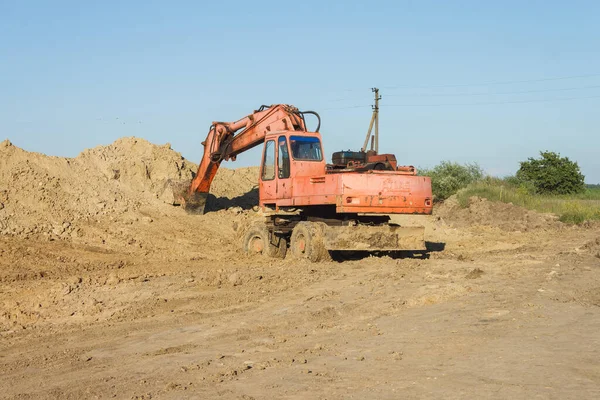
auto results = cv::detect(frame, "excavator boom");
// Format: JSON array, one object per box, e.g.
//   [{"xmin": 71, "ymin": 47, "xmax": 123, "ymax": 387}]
[{"xmin": 181, "ymin": 105, "xmax": 310, "ymax": 213}]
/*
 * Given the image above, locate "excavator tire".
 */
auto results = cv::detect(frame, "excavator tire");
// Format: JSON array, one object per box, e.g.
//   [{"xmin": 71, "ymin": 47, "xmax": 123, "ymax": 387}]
[
  {"xmin": 290, "ymin": 222, "xmax": 330, "ymax": 262},
  {"xmin": 243, "ymin": 223, "xmax": 287, "ymax": 259}
]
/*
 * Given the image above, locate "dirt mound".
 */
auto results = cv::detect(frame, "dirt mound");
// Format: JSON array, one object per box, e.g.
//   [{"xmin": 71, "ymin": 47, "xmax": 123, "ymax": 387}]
[
  {"xmin": 435, "ymin": 195, "xmax": 561, "ymax": 231},
  {"xmin": 0, "ymin": 137, "xmax": 259, "ymax": 240},
  {"xmin": 582, "ymin": 237, "xmax": 600, "ymax": 258}
]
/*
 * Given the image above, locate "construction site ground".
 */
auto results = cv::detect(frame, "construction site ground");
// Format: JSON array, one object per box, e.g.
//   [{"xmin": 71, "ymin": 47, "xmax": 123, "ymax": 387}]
[{"xmin": 1, "ymin": 138, "xmax": 599, "ymax": 399}]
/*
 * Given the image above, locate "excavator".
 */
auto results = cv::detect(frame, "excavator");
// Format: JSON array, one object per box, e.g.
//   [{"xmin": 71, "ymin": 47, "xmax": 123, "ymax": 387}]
[{"xmin": 179, "ymin": 103, "xmax": 433, "ymax": 261}]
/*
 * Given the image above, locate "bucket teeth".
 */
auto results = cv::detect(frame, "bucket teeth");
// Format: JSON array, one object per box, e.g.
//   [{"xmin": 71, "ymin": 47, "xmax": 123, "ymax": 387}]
[
  {"xmin": 161, "ymin": 180, "xmax": 208, "ymax": 214},
  {"xmin": 183, "ymin": 192, "xmax": 209, "ymax": 214}
]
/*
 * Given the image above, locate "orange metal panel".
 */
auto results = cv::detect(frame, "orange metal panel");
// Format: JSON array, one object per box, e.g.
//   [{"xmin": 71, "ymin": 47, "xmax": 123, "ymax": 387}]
[
  {"xmin": 286, "ymin": 171, "xmax": 432, "ymax": 215},
  {"xmin": 252, "ymin": 130, "xmax": 432, "ymax": 216}
]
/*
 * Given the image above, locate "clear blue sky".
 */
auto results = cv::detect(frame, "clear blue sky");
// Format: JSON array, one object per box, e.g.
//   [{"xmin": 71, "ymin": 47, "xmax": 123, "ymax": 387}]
[{"xmin": 2, "ymin": 0, "xmax": 599, "ymax": 182}]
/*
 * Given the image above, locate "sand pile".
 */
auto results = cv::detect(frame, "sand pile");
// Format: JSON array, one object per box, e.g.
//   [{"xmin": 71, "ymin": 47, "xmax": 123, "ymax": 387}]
[
  {"xmin": 0, "ymin": 137, "xmax": 259, "ymax": 239},
  {"xmin": 436, "ymin": 195, "xmax": 560, "ymax": 231}
]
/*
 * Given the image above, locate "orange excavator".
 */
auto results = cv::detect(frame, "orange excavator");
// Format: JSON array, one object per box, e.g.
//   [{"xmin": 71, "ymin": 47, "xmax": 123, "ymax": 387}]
[{"xmin": 181, "ymin": 104, "xmax": 432, "ymax": 261}]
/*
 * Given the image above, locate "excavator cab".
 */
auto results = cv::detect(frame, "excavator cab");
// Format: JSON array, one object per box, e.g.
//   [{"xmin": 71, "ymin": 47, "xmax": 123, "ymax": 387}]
[{"xmin": 259, "ymin": 131, "xmax": 326, "ymax": 207}]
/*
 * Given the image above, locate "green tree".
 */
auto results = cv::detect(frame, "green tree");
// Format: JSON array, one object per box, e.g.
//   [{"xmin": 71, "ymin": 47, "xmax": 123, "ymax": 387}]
[
  {"xmin": 419, "ymin": 161, "xmax": 484, "ymax": 201},
  {"xmin": 516, "ymin": 151, "xmax": 585, "ymax": 195}
]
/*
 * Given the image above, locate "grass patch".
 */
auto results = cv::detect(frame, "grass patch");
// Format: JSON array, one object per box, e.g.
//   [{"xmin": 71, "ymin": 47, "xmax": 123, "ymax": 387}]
[{"xmin": 456, "ymin": 178, "xmax": 600, "ymax": 224}]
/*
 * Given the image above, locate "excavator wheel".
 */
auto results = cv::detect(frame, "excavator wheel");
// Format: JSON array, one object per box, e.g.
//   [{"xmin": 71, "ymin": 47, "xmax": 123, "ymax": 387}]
[
  {"xmin": 290, "ymin": 222, "xmax": 330, "ymax": 262},
  {"xmin": 242, "ymin": 223, "xmax": 287, "ymax": 259}
]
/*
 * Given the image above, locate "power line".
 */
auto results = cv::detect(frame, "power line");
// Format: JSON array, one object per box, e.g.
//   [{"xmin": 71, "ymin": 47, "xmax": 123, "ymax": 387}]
[
  {"xmin": 327, "ymin": 97, "xmax": 364, "ymax": 103},
  {"xmin": 322, "ymin": 104, "xmax": 371, "ymax": 110},
  {"xmin": 326, "ymin": 73, "xmax": 600, "ymax": 96},
  {"xmin": 382, "ymin": 73, "xmax": 600, "ymax": 90},
  {"xmin": 323, "ymin": 94, "xmax": 600, "ymax": 110},
  {"xmin": 385, "ymin": 84, "xmax": 600, "ymax": 98},
  {"xmin": 326, "ymin": 79, "xmax": 600, "ymax": 103},
  {"xmin": 381, "ymin": 94, "xmax": 600, "ymax": 107}
]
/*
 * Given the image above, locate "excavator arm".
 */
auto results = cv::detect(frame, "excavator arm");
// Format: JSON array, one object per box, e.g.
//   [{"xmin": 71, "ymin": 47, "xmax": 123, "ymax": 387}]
[{"xmin": 182, "ymin": 104, "xmax": 314, "ymax": 213}]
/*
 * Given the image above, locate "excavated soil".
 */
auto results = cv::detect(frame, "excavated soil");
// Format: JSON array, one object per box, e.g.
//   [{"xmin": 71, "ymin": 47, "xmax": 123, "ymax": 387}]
[
  {"xmin": 1, "ymin": 138, "xmax": 599, "ymax": 399},
  {"xmin": 435, "ymin": 195, "xmax": 561, "ymax": 231},
  {"xmin": 0, "ymin": 137, "xmax": 260, "ymax": 243}
]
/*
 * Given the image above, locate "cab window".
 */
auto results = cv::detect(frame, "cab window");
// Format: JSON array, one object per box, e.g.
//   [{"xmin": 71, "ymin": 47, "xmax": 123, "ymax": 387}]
[
  {"xmin": 290, "ymin": 136, "xmax": 323, "ymax": 161},
  {"xmin": 278, "ymin": 136, "xmax": 290, "ymax": 178},
  {"xmin": 262, "ymin": 140, "xmax": 275, "ymax": 181}
]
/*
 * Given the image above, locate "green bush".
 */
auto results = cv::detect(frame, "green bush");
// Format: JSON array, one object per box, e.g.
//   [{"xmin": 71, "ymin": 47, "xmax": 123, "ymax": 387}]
[
  {"xmin": 419, "ymin": 161, "xmax": 484, "ymax": 201},
  {"xmin": 503, "ymin": 175, "xmax": 537, "ymax": 195},
  {"xmin": 516, "ymin": 151, "xmax": 585, "ymax": 195}
]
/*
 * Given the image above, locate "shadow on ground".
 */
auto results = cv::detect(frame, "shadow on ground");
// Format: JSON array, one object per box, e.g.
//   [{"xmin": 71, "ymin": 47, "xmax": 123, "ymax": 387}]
[
  {"xmin": 204, "ymin": 188, "xmax": 259, "ymax": 212},
  {"xmin": 330, "ymin": 242, "xmax": 446, "ymax": 262}
]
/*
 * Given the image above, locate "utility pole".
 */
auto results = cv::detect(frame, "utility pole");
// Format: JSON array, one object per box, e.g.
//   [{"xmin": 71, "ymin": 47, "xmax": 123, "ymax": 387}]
[{"xmin": 361, "ymin": 87, "xmax": 381, "ymax": 153}]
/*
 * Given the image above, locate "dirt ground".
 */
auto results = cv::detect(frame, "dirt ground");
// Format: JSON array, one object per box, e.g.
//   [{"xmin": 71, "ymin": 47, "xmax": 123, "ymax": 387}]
[{"xmin": 1, "ymin": 138, "xmax": 599, "ymax": 399}]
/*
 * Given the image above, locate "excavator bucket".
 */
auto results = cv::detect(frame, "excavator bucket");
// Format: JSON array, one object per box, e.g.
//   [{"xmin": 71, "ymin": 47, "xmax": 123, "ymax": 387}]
[
  {"xmin": 160, "ymin": 179, "xmax": 208, "ymax": 214},
  {"xmin": 182, "ymin": 191, "xmax": 209, "ymax": 214}
]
